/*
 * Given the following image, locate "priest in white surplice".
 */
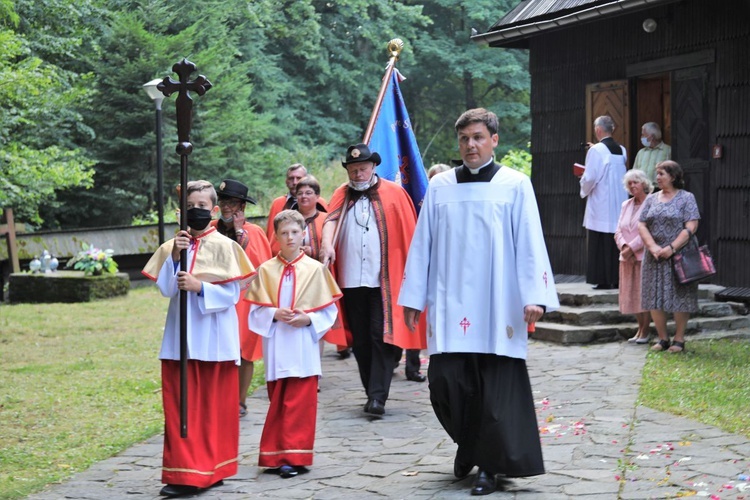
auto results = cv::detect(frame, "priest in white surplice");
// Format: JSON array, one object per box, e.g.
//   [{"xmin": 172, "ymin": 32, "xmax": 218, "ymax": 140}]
[
  {"xmin": 399, "ymin": 108, "xmax": 559, "ymax": 496},
  {"xmin": 579, "ymin": 115, "xmax": 628, "ymax": 290}
]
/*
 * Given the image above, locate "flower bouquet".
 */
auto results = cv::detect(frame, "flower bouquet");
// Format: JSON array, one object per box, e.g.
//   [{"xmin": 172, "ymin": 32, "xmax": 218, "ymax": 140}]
[{"xmin": 66, "ymin": 243, "xmax": 119, "ymax": 276}]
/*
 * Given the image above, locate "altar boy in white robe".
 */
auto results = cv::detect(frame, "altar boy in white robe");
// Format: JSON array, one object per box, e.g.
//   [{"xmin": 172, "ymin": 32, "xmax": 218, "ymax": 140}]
[
  {"xmin": 246, "ymin": 210, "xmax": 342, "ymax": 479},
  {"xmin": 399, "ymin": 108, "xmax": 559, "ymax": 496},
  {"xmin": 142, "ymin": 180, "xmax": 255, "ymax": 498}
]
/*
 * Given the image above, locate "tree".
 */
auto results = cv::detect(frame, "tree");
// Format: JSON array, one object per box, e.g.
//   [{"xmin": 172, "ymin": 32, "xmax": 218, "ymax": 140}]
[
  {"xmin": 48, "ymin": 0, "xmax": 281, "ymax": 227},
  {"xmin": 401, "ymin": 0, "xmax": 530, "ymax": 166},
  {"xmin": 0, "ymin": 4, "xmax": 95, "ymax": 226},
  {"xmin": 6, "ymin": 0, "xmax": 532, "ymax": 229},
  {"xmin": 236, "ymin": 0, "xmax": 431, "ymax": 203}
]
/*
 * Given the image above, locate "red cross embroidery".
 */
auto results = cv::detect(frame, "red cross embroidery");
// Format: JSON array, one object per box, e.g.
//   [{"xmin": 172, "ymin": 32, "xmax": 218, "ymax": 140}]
[{"xmin": 459, "ymin": 317, "xmax": 471, "ymax": 335}]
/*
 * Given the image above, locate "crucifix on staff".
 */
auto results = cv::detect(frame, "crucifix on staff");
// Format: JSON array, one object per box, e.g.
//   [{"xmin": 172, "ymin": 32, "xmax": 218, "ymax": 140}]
[
  {"xmin": 140, "ymin": 58, "xmax": 254, "ymax": 496},
  {"xmin": 159, "ymin": 58, "xmax": 213, "ymax": 438}
]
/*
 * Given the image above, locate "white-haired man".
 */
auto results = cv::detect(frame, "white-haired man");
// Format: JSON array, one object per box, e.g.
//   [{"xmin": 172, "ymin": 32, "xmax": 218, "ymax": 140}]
[
  {"xmin": 580, "ymin": 115, "xmax": 628, "ymax": 290},
  {"xmin": 633, "ymin": 122, "xmax": 671, "ymax": 183}
]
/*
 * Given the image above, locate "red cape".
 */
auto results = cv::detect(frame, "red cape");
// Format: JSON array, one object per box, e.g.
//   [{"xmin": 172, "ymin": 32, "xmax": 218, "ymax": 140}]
[
  {"xmin": 326, "ymin": 178, "xmax": 426, "ymax": 349},
  {"xmin": 211, "ymin": 220, "xmax": 273, "ymax": 361},
  {"xmin": 304, "ymin": 211, "xmax": 351, "ymax": 348}
]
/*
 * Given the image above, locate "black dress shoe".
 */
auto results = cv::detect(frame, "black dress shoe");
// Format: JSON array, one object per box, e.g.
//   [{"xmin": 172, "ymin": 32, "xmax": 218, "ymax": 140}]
[
  {"xmin": 406, "ymin": 372, "xmax": 427, "ymax": 382},
  {"xmin": 279, "ymin": 465, "xmax": 298, "ymax": 478},
  {"xmin": 364, "ymin": 399, "xmax": 372, "ymax": 413},
  {"xmin": 471, "ymin": 470, "xmax": 497, "ymax": 496},
  {"xmin": 365, "ymin": 399, "xmax": 385, "ymax": 415},
  {"xmin": 593, "ymin": 284, "xmax": 616, "ymax": 290},
  {"xmin": 337, "ymin": 348, "xmax": 351, "ymax": 359},
  {"xmin": 454, "ymin": 457, "xmax": 473, "ymax": 478},
  {"xmin": 159, "ymin": 484, "xmax": 199, "ymax": 497}
]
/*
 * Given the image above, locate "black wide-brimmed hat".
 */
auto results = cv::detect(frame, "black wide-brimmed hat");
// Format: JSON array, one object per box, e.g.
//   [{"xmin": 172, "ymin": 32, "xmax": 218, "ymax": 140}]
[
  {"xmin": 341, "ymin": 143, "xmax": 381, "ymax": 168},
  {"xmin": 216, "ymin": 179, "xmax": 257, "ymax": 204}
]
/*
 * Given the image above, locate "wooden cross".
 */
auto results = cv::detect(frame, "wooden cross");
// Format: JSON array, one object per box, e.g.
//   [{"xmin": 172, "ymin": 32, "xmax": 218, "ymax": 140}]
[
  {"xmin": 157, "ymin": 58, "xmax": 212, "ymax": 438},
  {"xmin": 2, "ymin": 209, "xmax": 20, "ymax": 274},
  {"xmin": 157, "ymin": 58, "xmax": 212, "ymax": 156}
]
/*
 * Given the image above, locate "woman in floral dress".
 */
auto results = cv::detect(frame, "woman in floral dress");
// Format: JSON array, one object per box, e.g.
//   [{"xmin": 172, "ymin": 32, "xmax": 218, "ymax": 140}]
[{"xmin": 638, "ymin": 161, "xmax": 700, "ymax": 353}]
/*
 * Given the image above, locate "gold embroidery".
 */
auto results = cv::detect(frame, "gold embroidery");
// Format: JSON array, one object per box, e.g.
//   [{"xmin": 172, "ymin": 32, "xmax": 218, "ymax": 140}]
[
  {"xmin": 163, "ymin": 457, "xmax": 238, "ymax": 475},
  {"xmin": 259, "ymin": 449, "xmax": 313, "ymax": 455}
]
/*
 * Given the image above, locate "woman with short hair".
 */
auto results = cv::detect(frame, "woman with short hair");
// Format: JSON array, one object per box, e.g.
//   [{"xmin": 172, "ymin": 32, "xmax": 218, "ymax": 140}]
[{"xmin": 615, "ymin": 169, "xmax": 652, "ymax": 344}]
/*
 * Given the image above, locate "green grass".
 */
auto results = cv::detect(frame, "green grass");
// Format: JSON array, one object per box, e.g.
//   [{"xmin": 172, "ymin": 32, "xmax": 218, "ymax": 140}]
[
  {"xmin": 640, "ymin": 338, "xmax": 750, "ymax": 438},
  {"xmin": 0, "ymin": 287, "xmax": 264, "ymax": 500}
]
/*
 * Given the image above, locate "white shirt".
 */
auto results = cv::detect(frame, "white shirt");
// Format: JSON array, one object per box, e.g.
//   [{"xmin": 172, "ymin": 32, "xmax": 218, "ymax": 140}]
[
  {"xmin": 337, "ymin": 195, "xmax": 382, "ymax": 288},
  {"xmin": 580, "ymin": 141, "xmax": 628, "ymax": 233},
  {"xmin": 249, "ymin": 271, "xmax": 338, "ymax": 381},
  {"xmin": 398, "ymin": 167, "xmax": 559, "ymax": 360},
  {"xmin": 156, "ymin": 257, "xmax": 241, "ymax": 364}
]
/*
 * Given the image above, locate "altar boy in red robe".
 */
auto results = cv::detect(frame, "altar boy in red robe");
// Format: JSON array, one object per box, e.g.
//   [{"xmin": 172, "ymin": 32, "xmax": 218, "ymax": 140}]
[
  {"xmin": 142, "ymin": 180, "xmax": 255, "ymax": 498},
  {"xmin": 245, "ymin": 210, "xmax": 342, "ymax": 478}
]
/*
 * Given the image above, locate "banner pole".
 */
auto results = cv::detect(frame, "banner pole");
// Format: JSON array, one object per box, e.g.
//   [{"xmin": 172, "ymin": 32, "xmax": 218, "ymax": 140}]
[{"xmin": 332, "ymin": 39, "xmax": 405, "ymax": 251}]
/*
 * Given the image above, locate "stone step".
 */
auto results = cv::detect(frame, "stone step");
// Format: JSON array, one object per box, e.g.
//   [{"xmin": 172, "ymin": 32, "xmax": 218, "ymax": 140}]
[
  {"xmin": 554, "ymin": 283, "xmax": 725, "ymax": 307},
  {"xmin": 533, "ymin": 315, "xmax": 750, "ymax": 345},
  {"xmin": 545, "ymin": 300, "xmax": 741, "ymax": 326}
]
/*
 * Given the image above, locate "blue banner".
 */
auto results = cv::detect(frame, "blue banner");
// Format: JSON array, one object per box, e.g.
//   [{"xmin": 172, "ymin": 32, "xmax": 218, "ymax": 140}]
[{"xmin": 368, "ymin": 70, "xmax": 428, "ymax": 214}]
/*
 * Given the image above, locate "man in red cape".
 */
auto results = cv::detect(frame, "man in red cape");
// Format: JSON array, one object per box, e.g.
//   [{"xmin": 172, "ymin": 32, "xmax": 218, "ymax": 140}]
[
  {"xmin": 320, "ymin": 143, "xmax": 426, "ymax": 416},
  {"xmin": 211, "ymin": 179, "xmax": 273, "ymax": 417}
]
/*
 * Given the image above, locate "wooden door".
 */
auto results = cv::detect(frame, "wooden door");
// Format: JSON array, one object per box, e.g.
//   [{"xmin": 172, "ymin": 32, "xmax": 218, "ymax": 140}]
[
  {"xmin": 636, "ymin": 74, "xmax": 671, "ymax": 148},
  {"xmin": 671, "ymin": 65, "xmax": 712, "ymax": 245},
  {"xmin": 585, "ymin": 80, "xmax": 629, "ymax": 150}
]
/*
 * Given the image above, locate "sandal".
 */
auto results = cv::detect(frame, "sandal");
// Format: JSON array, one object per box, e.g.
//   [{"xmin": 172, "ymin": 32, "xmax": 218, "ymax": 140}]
[
  {"xmin": 239, "ymin": 403, "xmax": 248, "ymax": 417},
  {"xmin": 651, "ymin": 339, "xmax": 670, "ymax": 352},
  {"xmin": 668, "ymin": 341, "xmax": 685, "ymax": 353}
]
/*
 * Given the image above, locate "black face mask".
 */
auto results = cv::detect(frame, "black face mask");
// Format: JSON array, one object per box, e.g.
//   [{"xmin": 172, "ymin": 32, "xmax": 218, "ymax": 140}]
[{"xmin": 186, "ymin": 207, "xmax": 212, "ymax": 231}]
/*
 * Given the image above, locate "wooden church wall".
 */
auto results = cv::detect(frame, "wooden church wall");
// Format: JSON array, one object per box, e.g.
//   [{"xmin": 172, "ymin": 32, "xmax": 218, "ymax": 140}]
[{"xmin": 526, "ymin": 0, "xmax": 750, "ymax": 285}]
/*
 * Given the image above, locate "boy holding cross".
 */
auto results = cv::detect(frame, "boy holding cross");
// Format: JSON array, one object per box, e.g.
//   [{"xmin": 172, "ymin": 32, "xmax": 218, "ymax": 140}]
[{"xmin": 142, "ymin": 180, "xmax": 254, "ymax": 497}]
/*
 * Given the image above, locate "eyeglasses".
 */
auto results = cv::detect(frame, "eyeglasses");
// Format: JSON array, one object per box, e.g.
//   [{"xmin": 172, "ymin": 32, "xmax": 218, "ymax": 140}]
[
  {"xmin": 296, "ymin": 190, "xmax": 317, "ymax": 197},
  {"xmin": 218, "ymin": 199, "xmax": 241, "ymax": 208}
]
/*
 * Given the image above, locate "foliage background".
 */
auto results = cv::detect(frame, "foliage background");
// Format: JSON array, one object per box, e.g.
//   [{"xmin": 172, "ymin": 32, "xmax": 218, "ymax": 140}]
[{"xmin": 1, "ymin": 0, "xmax": 529, "ymax": 230}]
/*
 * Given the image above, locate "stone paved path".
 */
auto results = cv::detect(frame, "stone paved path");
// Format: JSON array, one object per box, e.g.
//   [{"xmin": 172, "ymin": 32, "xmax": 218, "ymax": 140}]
[{"xmin": 28, "ymin": 341, "xmax": 750, "ymax": 499}]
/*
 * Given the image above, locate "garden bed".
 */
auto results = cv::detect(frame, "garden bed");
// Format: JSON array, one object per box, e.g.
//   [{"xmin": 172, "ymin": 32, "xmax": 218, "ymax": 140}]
[{"xmin": 8, "ymin": 271, "xmax": 130, "ymax": 303}]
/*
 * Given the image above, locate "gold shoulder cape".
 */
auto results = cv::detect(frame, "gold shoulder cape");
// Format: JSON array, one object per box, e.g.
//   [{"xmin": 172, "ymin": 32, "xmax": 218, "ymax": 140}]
[
  {"xmin": 141, "ymin": 227, "xmax": 255, "ymax": 283},
  {"xmin": 244, "ymin": 253, "xmax": 342, "ymax": 312}
]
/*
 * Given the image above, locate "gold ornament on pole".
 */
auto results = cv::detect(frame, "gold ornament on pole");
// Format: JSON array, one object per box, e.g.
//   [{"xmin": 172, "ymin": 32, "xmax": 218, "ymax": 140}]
[
  {"xmin": 386, "ymin": 38, "xmax": 404, "ymax": 60},
  {"xmin": 363, "ymin": 38, "xmax": 405, "ymax": 143}
]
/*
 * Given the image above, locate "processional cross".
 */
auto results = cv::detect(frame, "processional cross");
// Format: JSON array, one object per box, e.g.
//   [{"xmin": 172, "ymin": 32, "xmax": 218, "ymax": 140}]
[{"xmin": 157, "ymin": 58, "xmax": 212, "ymax": 438}]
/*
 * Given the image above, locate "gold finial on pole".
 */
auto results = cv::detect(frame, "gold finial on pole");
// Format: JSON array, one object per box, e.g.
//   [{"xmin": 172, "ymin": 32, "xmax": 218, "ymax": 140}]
[
  {"xmin": 387, "ymin": 38, "xmax": 404, "ymax": 60},
  {"xmin": 362, "ymin": 39, "xmax": 405, "ymax": 144}
]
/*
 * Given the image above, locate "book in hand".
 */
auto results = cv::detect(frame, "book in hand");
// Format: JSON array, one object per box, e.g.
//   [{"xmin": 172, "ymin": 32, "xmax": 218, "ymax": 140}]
[{"xmin": 573, "ymin": 163, "xmax": 585, "ymax": 176}]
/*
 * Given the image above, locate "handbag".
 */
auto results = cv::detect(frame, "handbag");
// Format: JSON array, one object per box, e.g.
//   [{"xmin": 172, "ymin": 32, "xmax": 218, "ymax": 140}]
[{"xmin": 672, "ymin": 233, "xmax": 717, "ymax": 284}]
